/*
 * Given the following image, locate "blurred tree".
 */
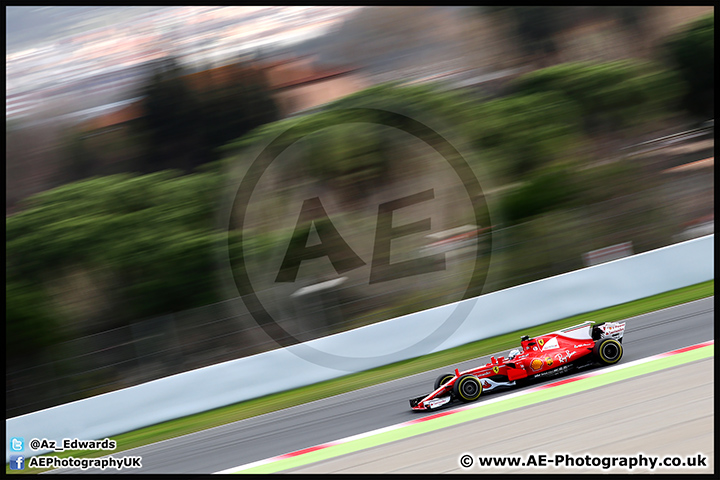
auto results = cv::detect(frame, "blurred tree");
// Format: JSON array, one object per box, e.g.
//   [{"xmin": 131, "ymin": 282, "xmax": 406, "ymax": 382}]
[
  {"xmin": 486, "ymin": 7, "xmax": 573, "ymax": 67},
  {"xmin": 196, "ymin": 62, "xmax": 279, "ymax": 164},
  {"xmin": 485, "ymin": 7, "xmax": 653, "ymax": 67},
  {"xmin": 575, "ymin": 160, "xmax": 645, "ymax": 205},
  {"xmin": 62, "ymin": 128, "xmax": 97, "ymax": 179},
  {"xmin": 511, "ymin": 60, "xmax": 683, "ymax": 134},
  {"xmin": 134, "ymin": 57, "xmax": 279, "ymax": 172},
  {"xmin": 6, "ymin": 277, "xmax": 60, "ymax": 359},
  {"xmin": 138, "ymin": 57, "xmax": 199, "ymax": 171},
  {"xmin": 662, "ymin": 13, "xmax": 714, "ymax": 118},
  {"xmin": 329, "ymin": 82, "xmax": 480, "ymax": 126},
  {"xmin": 225, "ymin": 83, "xmax": 478, "ymax": 200},
  {"xmin": 470, "ymin": 91, "xmax": 583, "ymax": 180},
  {"xmin": 499, "ymin": 167, "xmax": 580, "ymax": 223},
  {"xmin": 6, "ymin": 171, "xmax": 225, "ymax": 339}
]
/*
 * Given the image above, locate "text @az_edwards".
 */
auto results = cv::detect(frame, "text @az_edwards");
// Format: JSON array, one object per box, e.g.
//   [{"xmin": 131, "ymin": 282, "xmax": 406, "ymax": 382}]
[{"xmin": 27, "ymin": 437, "xmax": 116, "ymax": 452}]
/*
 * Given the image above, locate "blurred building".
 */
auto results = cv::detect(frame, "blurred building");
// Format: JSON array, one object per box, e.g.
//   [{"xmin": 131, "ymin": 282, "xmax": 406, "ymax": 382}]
[
  {"xmin": 262, "ymin": 56, "xmax": 366, "ymax": 116},
  {"xmin": 83, "ymin": 100, "xmax": 145, "ymax": 134},
  {"xmin": 77, "ymin": 55, "xmax": 365, "ymax": 134}
]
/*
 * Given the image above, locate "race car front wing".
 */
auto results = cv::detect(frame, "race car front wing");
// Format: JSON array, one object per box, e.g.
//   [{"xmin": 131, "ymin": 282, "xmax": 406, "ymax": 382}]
[{"xmin": 409, "ymin": 394, "xmax": 452, "ymax": 410}]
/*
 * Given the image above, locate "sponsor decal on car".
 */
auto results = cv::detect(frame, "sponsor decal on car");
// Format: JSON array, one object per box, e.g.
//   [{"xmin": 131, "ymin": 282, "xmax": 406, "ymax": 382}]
[
  {"xmin": 535, "ymin": 364, "xmax": 572, "ymax": 378},
  {"xmin": 530, "ymin": 358, "xmax": 543, "ymax": 371},
  {"xmin": 538, "ymin": 339, "xmax": 544, "ymax": 347},
  {"xmin": 601, "ymin": 323, "xmax": 625, "ymax": 333},
  {"xmin": 541, "ymin": 337, "xmax": 559, "ymax": 351},
  {"xmin": 424, "ymin": 396, "xmax": 452, "ymax": 409},
  {"xmin": 492, "ymin": 366, "xmax": 499, "ymax": 374},
  {"xmin": 555, "ymin": 350, "xmax": 577, "ymax": 364},
  {"xmin": 545, "ymin": 356, "xmax": 553, "ymax": 366}
]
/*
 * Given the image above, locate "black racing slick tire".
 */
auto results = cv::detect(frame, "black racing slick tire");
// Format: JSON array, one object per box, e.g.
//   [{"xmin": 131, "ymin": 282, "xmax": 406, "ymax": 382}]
[
  {"xmin": 594, "ymin": 338, "xmax": 623, "ymax": 365},
  {"xmin": 453, "ymin": 374, "xmax": 483, "ymax": 402},
  {"xmin": 434, "ymin": 373, "xmax": 456, "ymax": 391}
]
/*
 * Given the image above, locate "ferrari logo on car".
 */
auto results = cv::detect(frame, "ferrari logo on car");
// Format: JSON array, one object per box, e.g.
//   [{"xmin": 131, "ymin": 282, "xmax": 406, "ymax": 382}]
[
  {"xmin": 538, "ymin": 339, "xmax": 544, "ymax": 347},
  {"xmin": 492, "ymin": 366, "xmax": 499, "ymax": 374}
]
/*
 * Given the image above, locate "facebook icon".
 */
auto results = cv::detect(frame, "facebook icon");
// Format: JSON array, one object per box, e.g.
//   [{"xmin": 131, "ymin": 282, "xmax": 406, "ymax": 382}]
[{"xmin": 10, "ymin": 455, "xmax": 25, "ymax": 470}]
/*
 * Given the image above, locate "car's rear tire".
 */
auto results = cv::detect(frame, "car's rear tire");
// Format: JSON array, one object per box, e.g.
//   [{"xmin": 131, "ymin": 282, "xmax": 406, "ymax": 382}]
[
  {"xmin": 594, "ymin": 338, "xmax": 623, "ymax": 365},
  {"xmin": 453, "ymin": 374, "xmax": 483, "ymax": 402},
  {"xmin": 434, "ymin": 373, "xmax": 455, "ymax": 391}
]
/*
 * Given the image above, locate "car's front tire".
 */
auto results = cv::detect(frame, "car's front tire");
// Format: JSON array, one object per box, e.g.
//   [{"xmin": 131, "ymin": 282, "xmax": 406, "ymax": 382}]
[
  {"xmin": 453, "ymin": 374, "xmax": 483, "ymax": 402},
  {"xmin": 434, "ymin": 373, "xmax": 455, "ymax": 391},
  {"xmin": 594, "ymin": 338, "xmax": 623, "ymax": 365}
]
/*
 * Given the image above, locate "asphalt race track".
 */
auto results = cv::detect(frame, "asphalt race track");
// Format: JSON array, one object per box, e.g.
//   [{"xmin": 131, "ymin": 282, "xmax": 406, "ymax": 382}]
[
  {"xmin": 53, "ymin": 296, "xmax": 713, "ymax": 474},
  {"xmin": 286, "ymin": 357, "xmax": 713, "ymax": 473}
]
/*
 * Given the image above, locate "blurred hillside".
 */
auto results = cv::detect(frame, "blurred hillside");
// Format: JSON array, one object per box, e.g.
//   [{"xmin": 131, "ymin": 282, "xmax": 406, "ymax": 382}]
[
  {"xmin": 6, "ymin": 8, "xmax": 714, "ymax": 417},
  {"xmin": 289, "ymin": 6, "xmax": 714, "ymax": 78}
]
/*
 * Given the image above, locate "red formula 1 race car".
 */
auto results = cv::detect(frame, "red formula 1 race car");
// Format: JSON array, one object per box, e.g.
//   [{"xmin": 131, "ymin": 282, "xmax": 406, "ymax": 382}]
[{"xmin": 410, "ymin": 320, "xmax": 626, "ymax": 411}]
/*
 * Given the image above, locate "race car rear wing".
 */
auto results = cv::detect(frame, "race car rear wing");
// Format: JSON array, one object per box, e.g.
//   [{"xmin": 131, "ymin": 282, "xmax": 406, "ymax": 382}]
[
  {"xmin": 595, "ymin": 321, "xmax": 626, "ymax": 341},
  {"xmin": 550, "ymin": 320, "xmax": 626, "ymax": 341}
]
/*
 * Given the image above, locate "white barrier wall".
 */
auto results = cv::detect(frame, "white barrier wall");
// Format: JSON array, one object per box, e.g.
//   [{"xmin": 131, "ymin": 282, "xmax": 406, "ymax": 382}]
[{"xmin": 6, "ymin": 235, "xmax": 714, "ymax": 462}]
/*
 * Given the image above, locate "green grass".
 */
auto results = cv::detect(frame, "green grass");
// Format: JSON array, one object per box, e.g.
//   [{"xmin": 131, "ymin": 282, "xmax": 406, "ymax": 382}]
[{"xmin": 7, "ymin": 280, "xmax": 713, "ymax": 474}]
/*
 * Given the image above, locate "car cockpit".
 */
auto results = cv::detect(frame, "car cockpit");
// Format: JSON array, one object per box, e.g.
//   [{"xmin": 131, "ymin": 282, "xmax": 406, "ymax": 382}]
[{"xmin": 520, "ymin": 335, "xmax": 539, "ymax": 351}]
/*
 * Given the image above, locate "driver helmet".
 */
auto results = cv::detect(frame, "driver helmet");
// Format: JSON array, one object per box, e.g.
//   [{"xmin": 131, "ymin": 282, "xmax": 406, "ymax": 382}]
[{"xmin": 508, "ymin": 349, "xmax": 521, "ymax": 360}]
